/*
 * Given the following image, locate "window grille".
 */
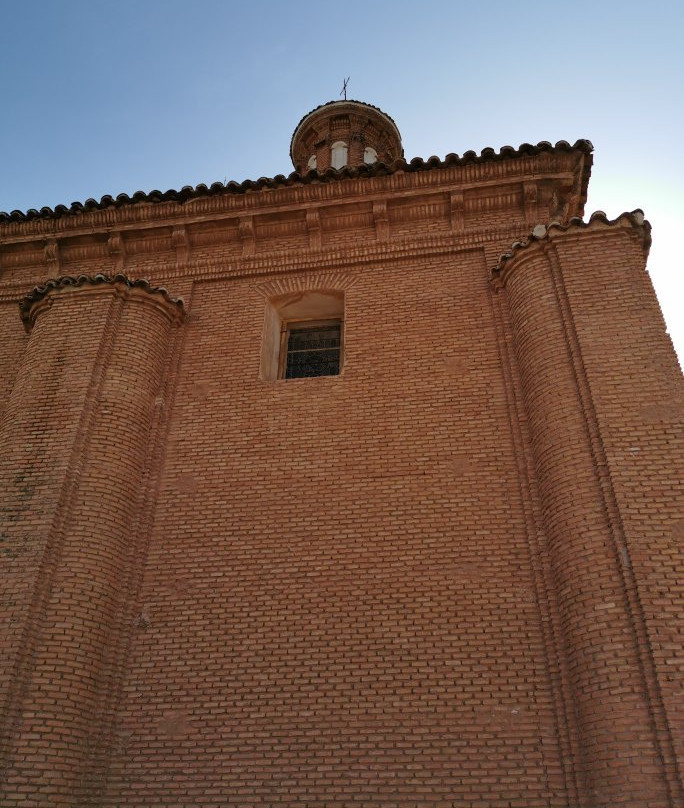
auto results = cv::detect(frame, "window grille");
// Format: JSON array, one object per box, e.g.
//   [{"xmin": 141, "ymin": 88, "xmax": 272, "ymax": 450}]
[{"xmin": 282, "ymin": 321, "xmax": 341, "ymax": 379}]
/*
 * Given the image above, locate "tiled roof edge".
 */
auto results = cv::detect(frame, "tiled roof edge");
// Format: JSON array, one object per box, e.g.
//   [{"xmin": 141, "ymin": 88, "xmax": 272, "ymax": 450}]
[
  {"xmin": 492, "ymin": 210, "xmax": 651, "ymax": 276},
  {"xmin": 19, "ymin": 273, "xmax": 185, "ymax": 329},
  {"xmin": 1, "ymin": 139, "xmax": 594, "ymax": 224}
]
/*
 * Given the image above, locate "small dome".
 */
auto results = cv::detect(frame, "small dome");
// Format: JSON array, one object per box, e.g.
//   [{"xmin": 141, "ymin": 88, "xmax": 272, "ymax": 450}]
[{"xmin": 290, "ymin": 100, "xmax": 403, "ymax": 174}]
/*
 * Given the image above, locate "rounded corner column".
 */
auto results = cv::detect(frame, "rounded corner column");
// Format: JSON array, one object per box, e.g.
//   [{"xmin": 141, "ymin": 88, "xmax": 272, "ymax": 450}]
[
  {"xmin": 0, "ymin": 275, "xmax": 184, "ymax": 806},
  {"xmin": 495, "ymin": 235, "xmax": 675, "ymax": 807}
]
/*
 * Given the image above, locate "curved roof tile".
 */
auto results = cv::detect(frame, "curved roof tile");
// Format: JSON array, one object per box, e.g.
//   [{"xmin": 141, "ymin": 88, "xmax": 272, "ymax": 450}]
[
  {"xmin": 492, "ymin": 210, "xmax": 651, "ymax": 277},
  {"xmin": 19, "ymin": 273, "xmax": 185, "ymax": 330},
  {"xmin": 0, "ymin": 139, "xmax": 593, "ymax": 224}
]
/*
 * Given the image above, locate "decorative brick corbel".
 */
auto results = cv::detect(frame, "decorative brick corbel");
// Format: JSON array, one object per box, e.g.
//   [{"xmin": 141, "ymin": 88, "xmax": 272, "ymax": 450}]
[
  {"xmin": 523, "ymin": 182, "xmax": 538, "ymax": 226},
  {"xmin": 44, "ymin": 238, "xmax": 61, "ymax": 274},
  {"xmin": 238, "ymin": 216, "xmax": 255, "ymax": 256},
  {"xmin": 449, "ymin": 192, "xmax": 465, "ymax": 232},
  {"xmin": 171, "ymin": 226, "xmax": 189, "ymax": 270},
  {"xmin": 373, "ymin": 201, "xmax": 389, "ymax": 242},
  {"xmin": 306, "ymin": 209, "xmax": 322, "ymax": 251},
  {"xmin": 107, "ymin": 232, "xmax": 126, "ymax": 273}
]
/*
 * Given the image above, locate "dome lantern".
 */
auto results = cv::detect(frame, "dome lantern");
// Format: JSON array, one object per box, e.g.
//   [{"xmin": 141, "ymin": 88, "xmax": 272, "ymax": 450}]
[{"xmin": 290, "ymin": 100, "xmax": 403, "ymax": 174}]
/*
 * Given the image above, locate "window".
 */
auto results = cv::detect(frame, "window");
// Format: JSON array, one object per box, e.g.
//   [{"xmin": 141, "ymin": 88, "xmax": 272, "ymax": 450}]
[
  {"xmin": 307, "ymin": 154, "xmax": 317, "ymax": 170},
  {"xmin": 330, "ymin": 141, "xmax": 348, "ymax": 170},
  {"xmin": 363, "ymin": 146, "xmax": 378, "ymax": 164},
  {"xmin": 260, "ymin": 290, "xmax": 345, "ymax": 381},
  {"xmin": 281, "ymin": 320, "xmax": 342, "ymax": 379}
]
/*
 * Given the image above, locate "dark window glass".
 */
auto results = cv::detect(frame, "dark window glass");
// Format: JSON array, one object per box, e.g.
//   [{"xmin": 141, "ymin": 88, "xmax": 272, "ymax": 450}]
[{"xmin": 284, "ymin": 321, "xmax": 341, "ymax": 379}]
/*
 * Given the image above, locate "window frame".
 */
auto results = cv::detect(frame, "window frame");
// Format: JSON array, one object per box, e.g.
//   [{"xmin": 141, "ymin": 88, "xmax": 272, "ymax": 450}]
[{"xmin": 278, "ymin": 317, "xmax": 344, "ymax": 380}]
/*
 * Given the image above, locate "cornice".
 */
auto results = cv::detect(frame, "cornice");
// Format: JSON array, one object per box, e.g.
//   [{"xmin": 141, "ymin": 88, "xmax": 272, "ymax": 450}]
[
  {"xmin": 0, "ymin": 223, "xmax": 526, "ymax": 303},
  {"xmin": 0, "ymin": 140, "xmax": 593, "ymax": 237},
  {"xmin": 182, "ymin": 230, "xmax": 488, "ymax": 281},
  {"xmin": 19, "ymin": 273, "xmax": 185, "ymax": 332},
  {"xmin": 491, "ymin": 210, "xmax": 651, "ymax": 286}
]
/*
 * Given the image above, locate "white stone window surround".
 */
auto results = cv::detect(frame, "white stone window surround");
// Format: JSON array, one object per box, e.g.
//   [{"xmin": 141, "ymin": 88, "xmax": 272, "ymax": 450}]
[{"xmin": 330, "ymin": 141, "xmax": 348, "ymax": 170}]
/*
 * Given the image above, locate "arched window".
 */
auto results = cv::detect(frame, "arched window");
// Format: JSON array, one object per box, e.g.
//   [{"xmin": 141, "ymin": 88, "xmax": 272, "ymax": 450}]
[
  {"xmin": 330, "ymin": 141, "xmax": 348, "ymax": 170},
  {"xmin": 307, "ymin": 154, "xmax": 317, "ymax": 170},
  {"xmin": 363, "ymin": 146, "xmax": 378, "ymax": 164}
]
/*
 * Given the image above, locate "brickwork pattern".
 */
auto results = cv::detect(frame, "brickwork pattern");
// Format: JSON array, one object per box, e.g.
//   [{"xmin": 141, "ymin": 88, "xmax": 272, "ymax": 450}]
[
  {"xmin": 0, "ymin": 282, "xmax": 182, "ymax": 806},
  {"xmin": 290, "ymin": 101, "xmax": 403, "ymax": 174},
  {"xmin": 553, "ymin": 228, "xmax": 684, "ymax": 798},
  {"xmin": 493, "ymin": 216, "xmax": 683, "ymax": 806},
  {"xmin": 0, "ymin": 136, "xmax": 681, "ymax": 807},
  {"xmin": 100, "ymin": 253, "xmax": 567, "ymax": 806}
]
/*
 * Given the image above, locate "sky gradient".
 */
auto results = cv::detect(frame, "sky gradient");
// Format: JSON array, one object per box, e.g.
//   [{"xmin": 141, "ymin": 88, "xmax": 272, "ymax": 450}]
[{"xmin": 1, "ymin": 0, "xmax": 682, "ymax": 361}]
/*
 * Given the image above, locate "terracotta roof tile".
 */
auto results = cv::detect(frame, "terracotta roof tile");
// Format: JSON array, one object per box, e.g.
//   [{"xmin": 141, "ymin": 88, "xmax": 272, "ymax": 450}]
[
  {"xmin": 19, "ymin": 273, "xmax": 185, "ymax": 330},
  {"xmin": 0, "ymin": 139, "xmax": 593, "ymax": 224},
  {"xmin": 492, "ymin": 210, "xmax": 651, "ymax": 278}
]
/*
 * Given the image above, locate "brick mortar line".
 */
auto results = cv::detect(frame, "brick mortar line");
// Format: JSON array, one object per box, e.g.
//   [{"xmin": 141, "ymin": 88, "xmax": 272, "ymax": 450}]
[{"xmin": 546, "ymin": 239, "xmax": 683, "ymax": 804}]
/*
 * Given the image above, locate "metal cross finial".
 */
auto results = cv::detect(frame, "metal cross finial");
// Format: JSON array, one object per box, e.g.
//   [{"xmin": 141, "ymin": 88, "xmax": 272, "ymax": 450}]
[{"xmin": 340, "ymin": 77, "xmax": 349, "ymax": 101}]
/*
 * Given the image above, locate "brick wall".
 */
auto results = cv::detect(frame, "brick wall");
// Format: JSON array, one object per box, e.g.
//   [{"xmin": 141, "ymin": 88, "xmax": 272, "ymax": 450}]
[
  {"xmin": 99, "ymin": 251, "xmax": 567, "ymax": 806},
  {"xmin": 495, "ymin": 215, "xmax": 683, "ymax": 805},
  {"xmin": 0, "ymin": 144, "xmax": 681, "ymax": 807},
  {"xmin": 0, "ymin": 280, "xmax": 183, "ymax": 805}
]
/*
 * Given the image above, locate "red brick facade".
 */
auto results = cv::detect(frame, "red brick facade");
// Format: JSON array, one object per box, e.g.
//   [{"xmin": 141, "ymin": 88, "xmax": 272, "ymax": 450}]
[{"xmin": 0, "ymin": 101, "xmax": 681, "ymax": 806}]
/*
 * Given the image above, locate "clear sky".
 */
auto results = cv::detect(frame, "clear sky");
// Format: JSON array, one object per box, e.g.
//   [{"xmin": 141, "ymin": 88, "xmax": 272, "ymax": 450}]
[{"xmin": 1, "ymin": 0, "xmax": 682, "ymax": 363}]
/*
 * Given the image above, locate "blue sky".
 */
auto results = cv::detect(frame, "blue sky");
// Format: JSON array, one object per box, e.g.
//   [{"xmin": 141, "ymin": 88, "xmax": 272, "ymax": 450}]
[{"xmin": 1, "ymin": 0, "xmax": 682, "ymax": 361}]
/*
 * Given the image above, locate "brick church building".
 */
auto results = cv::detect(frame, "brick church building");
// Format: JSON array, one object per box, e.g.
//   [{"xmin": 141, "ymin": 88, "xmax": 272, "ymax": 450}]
[{"xmin": 0, "ymin": 100, "xmax": 682, "ymax": 807}]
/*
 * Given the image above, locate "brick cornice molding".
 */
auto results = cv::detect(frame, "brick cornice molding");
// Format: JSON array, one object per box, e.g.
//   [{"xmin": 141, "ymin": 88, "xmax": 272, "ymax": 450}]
[
  {"xmin": 0, "ymin": 223, "xmax": 518, "ymax": 301},
  {"xmin": 172, "ymin": 234, "xmax": 487, "ymax": 288},
  {"xmin": 19, "ymin": 273, "xmax": 185, "ymax": 332},
  {"xmin": 491, "ymin": 210, "xmax": 651, "ymax": 287},
  {"xmin": 0, "ymin": 141, "xmax": 592, "ymax": 241}
]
